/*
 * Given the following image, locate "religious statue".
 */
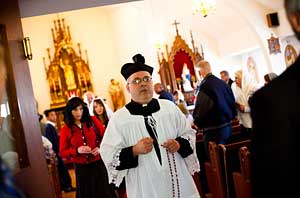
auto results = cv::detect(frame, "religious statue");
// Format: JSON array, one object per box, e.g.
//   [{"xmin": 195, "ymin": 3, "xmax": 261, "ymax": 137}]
[
  {"xmin": 48, "ymin": 65, "xmax": 62, "ymax": 95},
  {"xmin": 181, "ymin": 63, "xmax": 194, "ymax": 92},
  {"xmin": 108, "ymin": 79, "xmax": 125, "ymax": 111},
  {"xmin": 61, "ymin": 56, "xmax": 76, "ymax": 90}
]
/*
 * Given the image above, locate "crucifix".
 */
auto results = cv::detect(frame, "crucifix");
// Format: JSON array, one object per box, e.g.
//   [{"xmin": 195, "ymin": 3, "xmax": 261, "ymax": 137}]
[{"xmin": 172, "ymin": 20, "xmax": 180, "ymax": 35}]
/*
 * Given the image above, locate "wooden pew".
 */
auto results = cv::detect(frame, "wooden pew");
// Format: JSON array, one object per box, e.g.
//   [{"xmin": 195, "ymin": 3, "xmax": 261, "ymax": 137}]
[
  {"xmin": 47, "ymin": 153, "xmax": 62, "ymax": 198},
  {"xmin": 232, "ymin": 147, "xmax": 251, "ymax": 198},
  {"xmin": 219, "ymin": 140, "xmax": 251, "ymax": 198},
  {"xmin": 231, "ymin": 118, "xmax": 241, "ymax": 135},
  {"xmin": 205, "ymin": 140, "xmax": 251, "ymax": 198},
  {"xmin": 229, "ymin": 118, "xmax": 243, "ymax": 143},
  {"xmin": 194, "ymin": 118, "xmax": 243, "ymax": 198},
  {"xmin": 205, "ymin": 141, "xmax": 226, "ymax": 198},
  {"xmin": 195, "ymin": 118, "xmax": 241, "ymax": 142}
]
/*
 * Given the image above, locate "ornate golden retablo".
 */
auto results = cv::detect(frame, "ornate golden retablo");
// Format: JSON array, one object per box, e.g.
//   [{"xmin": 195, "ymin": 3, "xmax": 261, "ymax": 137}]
[{"xmin": 43, "ymin": 17, "xmax": 93, "ymax": 108}]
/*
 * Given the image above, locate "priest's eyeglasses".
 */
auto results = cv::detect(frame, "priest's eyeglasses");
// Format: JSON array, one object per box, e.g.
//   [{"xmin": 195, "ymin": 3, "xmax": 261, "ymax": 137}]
[{"xmin": 128, "ymin": 76, "xmax": 152, "ymax": 85}]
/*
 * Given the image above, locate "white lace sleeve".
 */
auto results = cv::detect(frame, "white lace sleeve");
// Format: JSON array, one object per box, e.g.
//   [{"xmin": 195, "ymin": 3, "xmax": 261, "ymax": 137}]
[
  {"xmin": 106, "ymin": 149, "xmax": 127, "ymax": 187},
  {"xmin": 181, "ymin": 134, "xmax": 200, "ymax": 175},
  {"xmin": 100, "ymin": 111, "xmax": 129, "ymax": 187}
]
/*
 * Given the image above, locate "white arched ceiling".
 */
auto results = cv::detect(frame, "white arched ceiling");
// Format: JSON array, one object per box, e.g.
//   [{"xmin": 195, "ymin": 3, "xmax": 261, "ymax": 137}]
[{"xmin": 131, "ymin": 0, "xmax": 262, "ymax": 58}]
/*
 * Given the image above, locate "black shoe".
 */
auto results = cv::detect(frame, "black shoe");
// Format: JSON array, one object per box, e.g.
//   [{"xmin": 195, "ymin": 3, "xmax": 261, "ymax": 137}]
[{"xmin": 63, "ymin": 187, "xmax": 76, "ymax": 192}]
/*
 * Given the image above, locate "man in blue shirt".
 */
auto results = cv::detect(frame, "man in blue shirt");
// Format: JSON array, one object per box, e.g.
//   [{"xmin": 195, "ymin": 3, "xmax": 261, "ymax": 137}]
[
  {"xmin": 44, "ymin": 109, "xmax": 75, "ymax": 193},
  {"xmin": 193, "ymin": 61, "xmax": 236, "ymax": 159}
]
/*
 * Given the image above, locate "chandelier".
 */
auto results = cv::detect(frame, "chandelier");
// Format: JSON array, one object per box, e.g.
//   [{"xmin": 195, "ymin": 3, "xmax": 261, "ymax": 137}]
[{"xmin": 192, "ymin": 0, "xmax": 216, "ymax": 17}]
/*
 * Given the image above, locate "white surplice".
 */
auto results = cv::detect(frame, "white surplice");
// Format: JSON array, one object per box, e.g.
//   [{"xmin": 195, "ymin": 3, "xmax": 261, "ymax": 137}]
[{"xmin": 100, "ymin": 99, "xmax": 200, "ymax": 198}]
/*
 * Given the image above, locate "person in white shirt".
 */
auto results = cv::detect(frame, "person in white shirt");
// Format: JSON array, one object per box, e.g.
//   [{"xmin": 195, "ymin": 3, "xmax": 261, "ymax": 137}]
[
  {"xmin": 83, "ymin": 91, "xmax": 95, "ymax": 115},
  {"xmin": 231, "ymin": 70, "xmax": 259, "ymax": 139},
  {"xmin": 83, "ymin": 91, "xmax": 114, "ymax": 119}
]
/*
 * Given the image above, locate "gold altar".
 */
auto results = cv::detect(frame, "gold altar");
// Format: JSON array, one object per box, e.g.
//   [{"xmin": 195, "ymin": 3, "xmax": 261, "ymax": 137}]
[{"xmin": 43, "ymin": 17, "xmax": 93, "ymax": 108}]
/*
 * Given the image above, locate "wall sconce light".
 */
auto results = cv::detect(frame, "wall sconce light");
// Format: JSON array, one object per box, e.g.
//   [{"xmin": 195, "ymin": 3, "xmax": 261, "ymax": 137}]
[{"xmin": 22, "ymin": 37, "xmax": 32, "ymax": 60}]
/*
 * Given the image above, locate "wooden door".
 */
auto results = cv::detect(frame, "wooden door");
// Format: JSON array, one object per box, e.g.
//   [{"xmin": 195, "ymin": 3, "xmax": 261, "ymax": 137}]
[{"xmin": 0, "ymin": 0, "xmax": 54, "ymax": 197}]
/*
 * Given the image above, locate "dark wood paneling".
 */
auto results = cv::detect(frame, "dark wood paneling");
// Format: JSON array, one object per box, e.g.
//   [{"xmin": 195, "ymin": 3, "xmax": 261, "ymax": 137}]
[
  {"xmin": 0, "ymin": 23, "xmax": 29, "ymax": 169},
  {"xmin": 0, "ymin": 0, "xmax": 54, "ymax": 197}
]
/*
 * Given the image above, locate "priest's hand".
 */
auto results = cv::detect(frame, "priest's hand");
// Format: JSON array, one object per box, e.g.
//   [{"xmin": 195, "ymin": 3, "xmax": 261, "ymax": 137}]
[
  {"xmin": 133, "ymin": 137, "xmax": 153, "ymax": 156},
  {"xmin": 162, "ymin": 139, "xmax": 180, "ymax": 153},
  {"xmin": 77, "ymin": 146, "xmax": 92, "ymax": 154}
]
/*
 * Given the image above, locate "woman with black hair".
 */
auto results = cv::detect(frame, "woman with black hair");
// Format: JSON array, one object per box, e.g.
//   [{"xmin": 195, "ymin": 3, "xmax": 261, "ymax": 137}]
[
  {"xmin": 93, "ymin": 97, "xmax": 109, "ymax": 128},
  {"xmin": 59, "ymin": 97, "xmax": 114, "ymax": 198}
]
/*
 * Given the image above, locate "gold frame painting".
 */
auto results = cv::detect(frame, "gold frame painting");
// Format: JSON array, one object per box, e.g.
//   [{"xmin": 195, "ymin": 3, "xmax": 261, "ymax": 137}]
[
  {"xmin": 284, "ymin": 44, "xmax": 297, "ymax": 67},
  {"xmin": 267, "ymin": 34, "xmax": 281, "ymax": 54}
]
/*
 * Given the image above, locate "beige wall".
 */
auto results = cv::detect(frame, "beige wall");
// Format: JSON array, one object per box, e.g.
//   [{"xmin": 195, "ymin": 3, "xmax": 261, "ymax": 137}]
[{"xmin": 21, "ymin": 6, "xmax": 122, "ymax": 112}]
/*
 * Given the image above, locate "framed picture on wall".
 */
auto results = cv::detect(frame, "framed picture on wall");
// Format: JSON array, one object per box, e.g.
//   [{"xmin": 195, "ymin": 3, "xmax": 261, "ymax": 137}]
[
  {"xmin": 246, "ymin": 56, "xmax": 259, "ymax": 83},
  {"xmin": 284, "ymin": 44, "xmax": 297, "ymax": 67},
  {"xmin": 0, "ymin": 24, "xmax": 29, "ymax": 173},
  {"xmin": 267, "ymin": 34, "xmax": 281, "ymax": 54}
]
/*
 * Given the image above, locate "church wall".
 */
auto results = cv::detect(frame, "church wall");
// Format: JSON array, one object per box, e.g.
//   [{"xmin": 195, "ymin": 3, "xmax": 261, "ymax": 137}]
[
  {"xmin": 21, "ymin": 6, "xmax": 121, "ymax": 113},
  {"xmin": 218, "ymin": 55, "xmax": 243, "ymax": 79},
  {"xmin": 220, "ymin": 34, "xmax": 300, "ymax": 86},
  {"xmin": 263, "ymin": 8, "xmax": 299, "ymax": 76},
  {"xmin": 21, "ymin": 0, "xmax": 300, "ymax": 114},
  {"xmin": 275, "ymin": 8, "xmax": 294, "ymax": 37},
  {"xmin": 115, "ymin": 0, "xmax": 278, "ymax": 85},
  {"xmin": 108, "ymin": 0, "xmax": 218, "ymax": 74},
  {"xmin": 222, "ymin": 0, "xmax": 299, "ymax": 84},
  {"xmin": 109, "ymin": 0, "xmax": 229, "ymax": 82},
  {"xmin": 107, "ymin": 0, "xmax": 179, "ymax": 84},
  {"xmin": 241, "ymin": 48, "xmax": 269, "ymax": 85},
  {"xmin": 272, "ymin": 35, "xmax": 300, "ymax": 74},
  {"xmin": 218, "ymin": 27, "xmax": 260, "ymax": 57},
  {"xmin": 106, "ymin": 1, "xmax": 155, "ymax": 102}
]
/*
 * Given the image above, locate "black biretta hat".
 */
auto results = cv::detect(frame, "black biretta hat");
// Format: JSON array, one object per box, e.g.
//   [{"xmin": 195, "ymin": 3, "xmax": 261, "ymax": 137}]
[
  {"xmin": 132, "ymin": 54, "xmax": 145, "ymax": 64},
  {"xmin": 121, "ymin": 62, "xmax": 153, "ymax": 80}
]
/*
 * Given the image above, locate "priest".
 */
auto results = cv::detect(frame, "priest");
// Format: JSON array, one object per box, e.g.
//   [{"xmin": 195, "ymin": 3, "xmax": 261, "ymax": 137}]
[{"xmin": 100, "ymin": 59, "xmax": 200, "ymax": 198}]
